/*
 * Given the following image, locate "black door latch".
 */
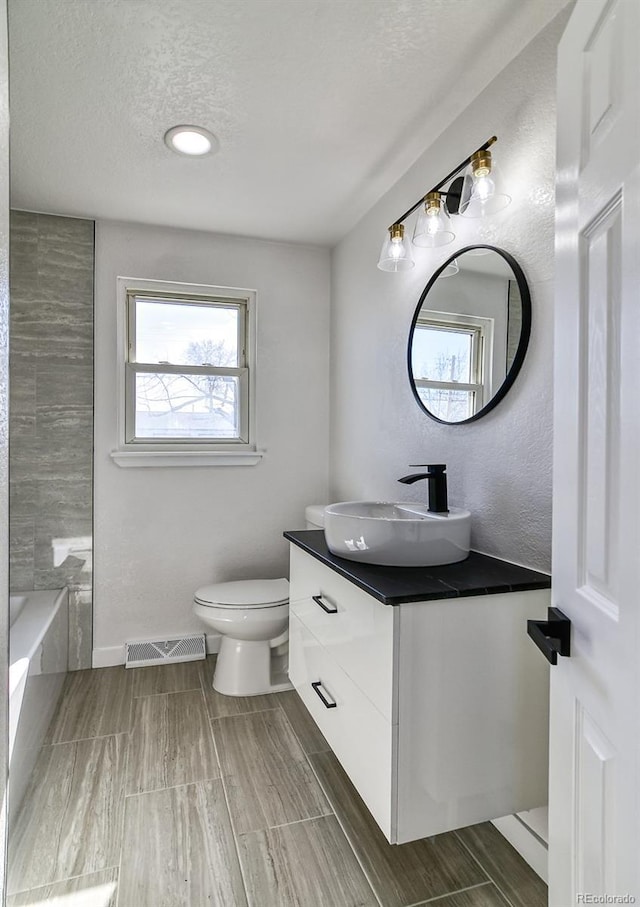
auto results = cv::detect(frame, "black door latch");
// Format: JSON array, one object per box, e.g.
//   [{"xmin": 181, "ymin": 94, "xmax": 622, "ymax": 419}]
[{"xmin": 527, "ymin": 607, "xmax": 571, "ymax": 665}]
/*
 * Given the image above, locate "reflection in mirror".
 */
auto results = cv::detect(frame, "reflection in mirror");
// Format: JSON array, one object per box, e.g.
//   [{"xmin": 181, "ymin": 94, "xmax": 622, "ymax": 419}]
[{"xmin": 408, "ymin": 247, "xmax": 531, "ymax": 424}]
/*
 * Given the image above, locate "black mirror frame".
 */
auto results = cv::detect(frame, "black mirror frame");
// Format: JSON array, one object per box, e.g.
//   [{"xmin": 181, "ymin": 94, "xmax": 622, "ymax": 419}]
[{"xmin": 407, "ymin": 245, "xmax": 532, "ymax": 425}]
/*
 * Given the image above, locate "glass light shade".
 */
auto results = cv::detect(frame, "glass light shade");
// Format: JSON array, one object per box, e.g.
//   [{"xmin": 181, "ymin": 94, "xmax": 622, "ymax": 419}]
[
  {"xmin": 439, "ymin": 259, "xmax": 459, "ymax": 278},
  {"xmin": 377, "ymin": 225, "xmax": 415, "ymax": 271},
  {"xmin": 459, "ymin": 154, "xmax": 511, "ymax": 218},
  {"xmin": 412, "ymin": 194, "xmax": 455, "ymax": 248}
]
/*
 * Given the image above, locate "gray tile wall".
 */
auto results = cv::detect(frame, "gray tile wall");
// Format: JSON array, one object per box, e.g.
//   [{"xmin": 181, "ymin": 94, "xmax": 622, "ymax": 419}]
[{"xmin": 9, "ymin": 211, "xmax": 94, "ymax": 670}]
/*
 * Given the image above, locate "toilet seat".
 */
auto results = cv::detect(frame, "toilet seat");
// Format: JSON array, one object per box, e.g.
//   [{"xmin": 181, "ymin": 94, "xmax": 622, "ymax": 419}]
[{"xmin": 194, "ymin": 578, "xmax": 289, "ymax": 610}]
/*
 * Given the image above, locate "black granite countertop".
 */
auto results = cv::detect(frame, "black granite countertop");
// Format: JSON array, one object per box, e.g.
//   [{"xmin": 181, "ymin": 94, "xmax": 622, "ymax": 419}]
[{"xmin": 283, "ymin": 530, "xmax": 551, "ymax": 606}]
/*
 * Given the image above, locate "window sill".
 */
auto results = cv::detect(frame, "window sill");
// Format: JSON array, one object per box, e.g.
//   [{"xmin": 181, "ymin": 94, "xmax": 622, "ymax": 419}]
[{"xmin": 110, "ymin": 449, "xmax": 265, "ymax": 468}]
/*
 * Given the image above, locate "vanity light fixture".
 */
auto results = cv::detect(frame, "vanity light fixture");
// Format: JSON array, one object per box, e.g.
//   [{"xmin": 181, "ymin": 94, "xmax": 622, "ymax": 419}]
[
  {"xmin": 377, "ymin": 136, "xmax": 511, "ymax": 272},
  {"xmin": 164, "ymin": 125, "xmax": 219, "ymax": 157}
]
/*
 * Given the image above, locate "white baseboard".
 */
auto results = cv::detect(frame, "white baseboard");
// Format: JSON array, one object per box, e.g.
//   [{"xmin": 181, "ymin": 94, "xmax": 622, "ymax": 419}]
[
  {"xmin": 492, "ymin": 814, "xmax": 548, "ymax": 883},
  {"xmin": 92, "ymin": 633, "xmax": 221, "ymax": 668},
  {"xmin": 92, "ymin": 645, "xmax": 125, "ymax": 668}
]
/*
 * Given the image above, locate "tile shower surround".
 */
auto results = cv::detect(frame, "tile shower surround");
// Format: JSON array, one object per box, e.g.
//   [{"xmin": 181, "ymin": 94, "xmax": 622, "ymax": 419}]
[
  {"xmin": 9, "ymin": 211, "xmax": 94, "ymax": 670},
  {"xmin": 8, "ymin": 658, "xmax": 549, "ymax": 906}
]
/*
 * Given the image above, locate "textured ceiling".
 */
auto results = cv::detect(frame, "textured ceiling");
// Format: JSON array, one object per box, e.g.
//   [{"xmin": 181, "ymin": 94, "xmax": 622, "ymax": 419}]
[{"xmin": 8, "ymin": 0, "xmax": 567, "ymax": 245}]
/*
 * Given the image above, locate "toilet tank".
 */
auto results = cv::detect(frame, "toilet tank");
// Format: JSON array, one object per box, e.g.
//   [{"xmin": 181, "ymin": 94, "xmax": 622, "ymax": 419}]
[{"xmin": 305, "ymin": 505, "xmax": 326, "ymax": 529}]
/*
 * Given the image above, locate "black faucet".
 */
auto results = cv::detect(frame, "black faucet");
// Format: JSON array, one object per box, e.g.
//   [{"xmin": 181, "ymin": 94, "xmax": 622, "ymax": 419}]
[{"xmin": 398, "ymin": 464, "xmax": 449, "ymax": 514}]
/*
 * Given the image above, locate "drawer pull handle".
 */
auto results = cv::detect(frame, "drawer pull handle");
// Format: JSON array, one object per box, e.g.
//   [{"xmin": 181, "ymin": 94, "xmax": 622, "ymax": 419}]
[
  {"xmin": 312, "ymin": 594, "xmax": 338, "ymax": 614},
  {"xmin": 311, "ymin": 681, "xmax": 337, "ymax": 709}
]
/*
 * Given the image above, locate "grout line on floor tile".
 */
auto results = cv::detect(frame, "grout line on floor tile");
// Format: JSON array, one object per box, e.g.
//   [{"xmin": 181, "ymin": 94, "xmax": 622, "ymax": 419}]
[
  {"xmin": 131, "ymin": 686, "xmax": 202, "ymax": 699},
  {"xmin": 304, "ymin": 747, "xmax": 384, "ymax": 907},
  {"xmin": 48, "ymin": 731, "xmax": 130, "ymax": 746},
  {"xmin": 256, "ymin": 813, "xmax": 337, "ymax": 834},
  {"xmin": 407, "ymin": 880, "xmax": 494, "ymax": 906},
  {"xmin": 275, "ymin": 704, "xmax": 306, "ymax": 753},
  {"xmin": 198, "ymin": 663, "xmax": 209, "ymax": 696},
  {"xmin": 200, "ymin": 656, "xmax": 217, "ymax": 693},
  {"xmin": 198, "ymin": 658, "xmax": 219, "ymax": 696},
  {"xmin": 123, "ymin": 778, "xmax": 220, "ymax": 801},
  {"xmin": 208, "ymin": 706, "xmax": 281, "ymax": 722},
  {"xmin": 454, "ymin": 831, "xmax": 518, "ymax": 907},
  {"xmin": 113, "ymin": 721, "xmax": 132, "ymax": 907},
  {"xmin": 133, "ymin": 687, "xmax": 210, "ymax": 702},
  {"xmin": 275, "ymin": 702, "xmax": 328, "ymax": 759},
  {"xmin": 199, "ymin": 685, "xmax": 223, "ymax": 755},
  {"xmin": 127, "ymin": 690, "xmax": 135, "ymax": 736},
  {"xmin": 124, "ymin": 772, "xmax": 222, "ymax": 798},
  {"xmin": 8, "ymin": 866, "xmax": 122, "ymax": 900},
  {"xmin": 208, "ymin": 718, "xmax": 252, "ymax": 907}
]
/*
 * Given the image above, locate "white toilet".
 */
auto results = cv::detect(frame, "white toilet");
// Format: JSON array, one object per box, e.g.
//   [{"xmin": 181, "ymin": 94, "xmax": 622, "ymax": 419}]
[{"xmin": 194, "ymin": 504, "xmax": 326, "ymax": 696}]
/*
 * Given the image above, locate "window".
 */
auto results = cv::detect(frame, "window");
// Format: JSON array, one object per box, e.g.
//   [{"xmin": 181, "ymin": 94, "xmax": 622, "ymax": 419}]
[
  {"xmin": 411, "ymin": 312, "xmax": 492, "ymax": 422},
  {"xmin": 113, "ymin": 278, "xmax": 259, "ymax": 467}
]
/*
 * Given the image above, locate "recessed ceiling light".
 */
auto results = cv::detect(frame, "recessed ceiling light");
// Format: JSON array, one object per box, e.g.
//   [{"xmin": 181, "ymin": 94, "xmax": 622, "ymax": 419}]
[{"xmin": 164, "ymin": 125, "xmax": 218, "ymax": 157}]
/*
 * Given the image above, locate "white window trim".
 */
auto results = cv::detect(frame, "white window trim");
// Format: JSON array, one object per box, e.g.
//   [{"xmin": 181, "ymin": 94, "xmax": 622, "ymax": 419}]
[
  {"xmin": 110, "ymin": 276, "xmax": 263, "ymax": 468},
  {"xmin": 414, "ymin": 310, "xmax": 495, "ymax": 414}
]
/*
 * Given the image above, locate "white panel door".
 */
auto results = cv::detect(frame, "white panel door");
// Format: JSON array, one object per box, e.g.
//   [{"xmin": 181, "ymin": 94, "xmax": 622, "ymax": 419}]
[{"xmin": 550, "ymin": 0, "xmax": 640, "ymax": 904}]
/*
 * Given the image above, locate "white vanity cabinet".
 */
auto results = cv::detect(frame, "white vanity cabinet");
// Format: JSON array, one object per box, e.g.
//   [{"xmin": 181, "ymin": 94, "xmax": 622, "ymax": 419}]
[{"xmin": 287, "ymin": 540, "xmax": 550, "ymax": 845}]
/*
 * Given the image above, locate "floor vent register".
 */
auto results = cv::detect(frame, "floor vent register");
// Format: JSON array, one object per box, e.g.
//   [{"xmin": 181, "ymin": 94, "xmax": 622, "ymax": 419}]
[{"xmin": 125, "ymin": 634, "xmax": 206, "ymax": 668}]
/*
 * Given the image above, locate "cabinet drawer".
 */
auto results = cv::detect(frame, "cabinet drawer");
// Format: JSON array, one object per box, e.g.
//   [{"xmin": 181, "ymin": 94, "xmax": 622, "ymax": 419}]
[
  {"xmin": 289, "ymin": 612, "xmax": 395, "ymax": 840},
  {"xmin": 289, "ymin": 545, "xmax": 395, "ymax": 721}
]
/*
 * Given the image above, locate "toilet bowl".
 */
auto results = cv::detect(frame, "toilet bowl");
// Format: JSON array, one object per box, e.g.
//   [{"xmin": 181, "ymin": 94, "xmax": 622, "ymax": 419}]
[
  {"xmin": 194, "ymin": 505, "xmax": 326, "ymax": 697},
  {"xmin": 194, "ymin": 579, "xmax": 290, "ymax": 696}
]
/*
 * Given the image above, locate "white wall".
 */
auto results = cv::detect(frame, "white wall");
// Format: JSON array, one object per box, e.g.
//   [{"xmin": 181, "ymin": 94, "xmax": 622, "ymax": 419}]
[
  {"xmin": 94, "ymin": 221, "xmax": 330, "ymax": 663},
  {"xmin": 330, "ymin": 10, "xmax": 569, "ymax": 573}
]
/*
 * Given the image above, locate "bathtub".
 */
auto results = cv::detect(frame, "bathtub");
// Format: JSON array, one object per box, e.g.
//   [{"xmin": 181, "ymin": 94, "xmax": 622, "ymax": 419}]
[{"xmin": 9, "ymin": 588, "xmax": 68, "ymax": 827}]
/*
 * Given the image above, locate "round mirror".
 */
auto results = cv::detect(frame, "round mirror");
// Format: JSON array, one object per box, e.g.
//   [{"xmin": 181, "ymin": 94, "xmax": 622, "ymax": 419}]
[{"xmin": 407, "ymin": 246, "xmax": 531, "ymax": 424}]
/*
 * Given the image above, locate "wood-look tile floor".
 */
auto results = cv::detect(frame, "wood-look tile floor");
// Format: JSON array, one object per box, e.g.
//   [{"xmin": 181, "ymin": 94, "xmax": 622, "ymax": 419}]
[{"xmin": 7, "ymin": 657, "xmax": 548, "ymax": 907}]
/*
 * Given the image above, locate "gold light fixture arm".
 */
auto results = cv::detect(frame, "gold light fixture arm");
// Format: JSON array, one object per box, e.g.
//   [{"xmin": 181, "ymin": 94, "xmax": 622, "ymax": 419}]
[{"xmin": 387, "ymin": 135, "xmax": 497, "ymax": 231}]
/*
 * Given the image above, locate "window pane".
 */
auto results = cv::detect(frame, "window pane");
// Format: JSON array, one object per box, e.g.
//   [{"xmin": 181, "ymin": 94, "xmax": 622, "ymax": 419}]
[
  {"xmin": 135, "ymin": 299, "xmax": 239, "ymax": 367},
  {"xmin": 418, "ymin": 387, "xmax": 475, "ymax": 422},
  {"xmin": 135, "ymin": 372, "xmax": 240, "ymax": 439},
  {"xmin": 412, "ymin": 325, "xmax": 472, "ymax": 384}
]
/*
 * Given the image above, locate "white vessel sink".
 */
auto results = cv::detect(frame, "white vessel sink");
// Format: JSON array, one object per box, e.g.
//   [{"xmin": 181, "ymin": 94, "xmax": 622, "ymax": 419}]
[{"xmin": 323, "ymin": 501, "xmax": 471, "ymax": 567}]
